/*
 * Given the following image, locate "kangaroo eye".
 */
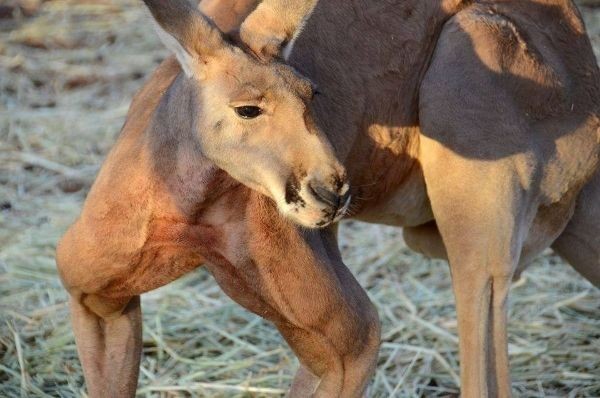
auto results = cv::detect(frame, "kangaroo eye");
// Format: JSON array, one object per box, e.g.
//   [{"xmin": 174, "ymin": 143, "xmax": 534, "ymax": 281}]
[{"xmin": 234, "ymin": 106, "xmax": 262, "ymax": 119}]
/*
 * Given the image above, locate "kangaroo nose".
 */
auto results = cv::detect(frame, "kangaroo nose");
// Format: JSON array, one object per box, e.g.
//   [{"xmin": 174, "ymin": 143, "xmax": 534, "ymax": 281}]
[{"xmin": 309, "ymin": 181, "xmax": 350, "ymax": 209}]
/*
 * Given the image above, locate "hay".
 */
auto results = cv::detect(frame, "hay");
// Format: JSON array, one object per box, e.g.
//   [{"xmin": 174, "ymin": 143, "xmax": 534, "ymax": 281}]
[{"xmin": 1, "ymin": 1, "xmax": 599, "ymax": 396}]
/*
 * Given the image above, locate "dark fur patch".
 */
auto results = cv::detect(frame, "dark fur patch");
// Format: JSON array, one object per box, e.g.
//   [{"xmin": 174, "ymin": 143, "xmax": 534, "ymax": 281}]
[
  {"xmin": 321, "ymin": 208, "xmax": 335, "ymax": 224},
  {"xmin": 285, "ymin": 173, "xmax": 305, "ymax": 206},
  {"xmin": 330, "ymin": 173, "xmax": 346, "ymax": 191},
  {"xmin": 303, "ymin": 109, "xmax": 318, "ymax": 135},
  {"xmin": 213, "ymin": 119, "xmax": 223, "ymax": 132}
]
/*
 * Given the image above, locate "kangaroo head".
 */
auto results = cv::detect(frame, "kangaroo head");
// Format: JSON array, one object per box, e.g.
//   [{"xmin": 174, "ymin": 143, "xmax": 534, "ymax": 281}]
[{"xmin": 144, "ymin": 0, "xmax": 349, "ymax": 228}]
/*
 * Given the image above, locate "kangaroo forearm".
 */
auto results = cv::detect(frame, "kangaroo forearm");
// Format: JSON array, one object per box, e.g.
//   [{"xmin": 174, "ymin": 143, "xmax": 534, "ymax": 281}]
[
  {"xmin": 238, "ymin": 0, "xmax": 320, "ymax": 59},
  {"xmin": 250, "ymin": 0, "xmax": 318, "ymax": 37}
]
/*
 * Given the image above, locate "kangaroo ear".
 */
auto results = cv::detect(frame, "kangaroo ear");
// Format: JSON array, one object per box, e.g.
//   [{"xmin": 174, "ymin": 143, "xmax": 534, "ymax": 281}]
[{"xmin": 143, "ymin": 0, "xmax": 226, "ymax": 78}]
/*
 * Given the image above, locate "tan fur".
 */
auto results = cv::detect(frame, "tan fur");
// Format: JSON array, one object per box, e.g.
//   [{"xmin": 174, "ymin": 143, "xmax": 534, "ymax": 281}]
[
  {"xmin": 239, "ymin": 0, "xmax": 319, "ymax": 59},
  {"xmin": 57, "ymin": 0, "xmax": 600, "ymax": 397}
]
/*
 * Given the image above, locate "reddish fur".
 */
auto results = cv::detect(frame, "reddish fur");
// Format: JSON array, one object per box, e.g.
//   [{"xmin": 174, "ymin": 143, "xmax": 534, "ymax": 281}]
[{"xmin": 56, "ymin": 1, "xmax": 600, "ymax": 397}]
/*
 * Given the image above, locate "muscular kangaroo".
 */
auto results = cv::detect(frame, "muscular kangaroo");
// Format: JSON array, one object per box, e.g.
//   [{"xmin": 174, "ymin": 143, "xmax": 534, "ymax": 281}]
[
  {"xmin": 57, "ymin": 0, "xmax": 600, "ymax": 397},
  {"xmin": 239, "ymin": 0, "xmax": 600, "ymax": 396}
]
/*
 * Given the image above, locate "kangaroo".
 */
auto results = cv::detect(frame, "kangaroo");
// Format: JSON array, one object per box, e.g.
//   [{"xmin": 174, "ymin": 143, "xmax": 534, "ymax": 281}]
[
  {"xmin": 56, "ymin": 0, "xmax": 600, "ymax": 397},
  {"xmin": 236, "ymin": 0, "xmax": 600, "ymax": 396},
  {"xmin": 56, "ymin": 1, "xmax": 377, "ymax": 397}
]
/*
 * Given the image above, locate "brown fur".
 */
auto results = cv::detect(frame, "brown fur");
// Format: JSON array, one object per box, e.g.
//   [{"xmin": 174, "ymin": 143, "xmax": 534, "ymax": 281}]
[{"xmin": 57, "ymin": 0, "xmax": 600, "ymax": 397}]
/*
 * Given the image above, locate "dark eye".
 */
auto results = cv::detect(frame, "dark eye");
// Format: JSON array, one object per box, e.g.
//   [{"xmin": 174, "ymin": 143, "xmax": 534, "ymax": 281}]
[{"xmin": 234, "ymin": 106, "xmax": 262, "ymax": 119}]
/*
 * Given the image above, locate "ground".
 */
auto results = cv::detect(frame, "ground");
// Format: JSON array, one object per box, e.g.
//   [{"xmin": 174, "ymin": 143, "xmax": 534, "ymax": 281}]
[{"xmin": 0, "ymin": 0, "xmax": 599, "ymax": 397}]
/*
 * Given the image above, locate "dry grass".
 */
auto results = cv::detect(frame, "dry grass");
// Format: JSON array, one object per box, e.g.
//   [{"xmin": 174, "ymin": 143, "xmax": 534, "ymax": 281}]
[{"xmin": 1, "ymin": 1, "xmax": 599, "ymax": 397}]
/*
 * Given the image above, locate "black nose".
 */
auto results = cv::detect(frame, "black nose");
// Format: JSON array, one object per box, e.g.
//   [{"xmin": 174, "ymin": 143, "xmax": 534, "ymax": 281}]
[{"xmin": 309, "ymin": 182, "xmax": 350, "ymax": 209}]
